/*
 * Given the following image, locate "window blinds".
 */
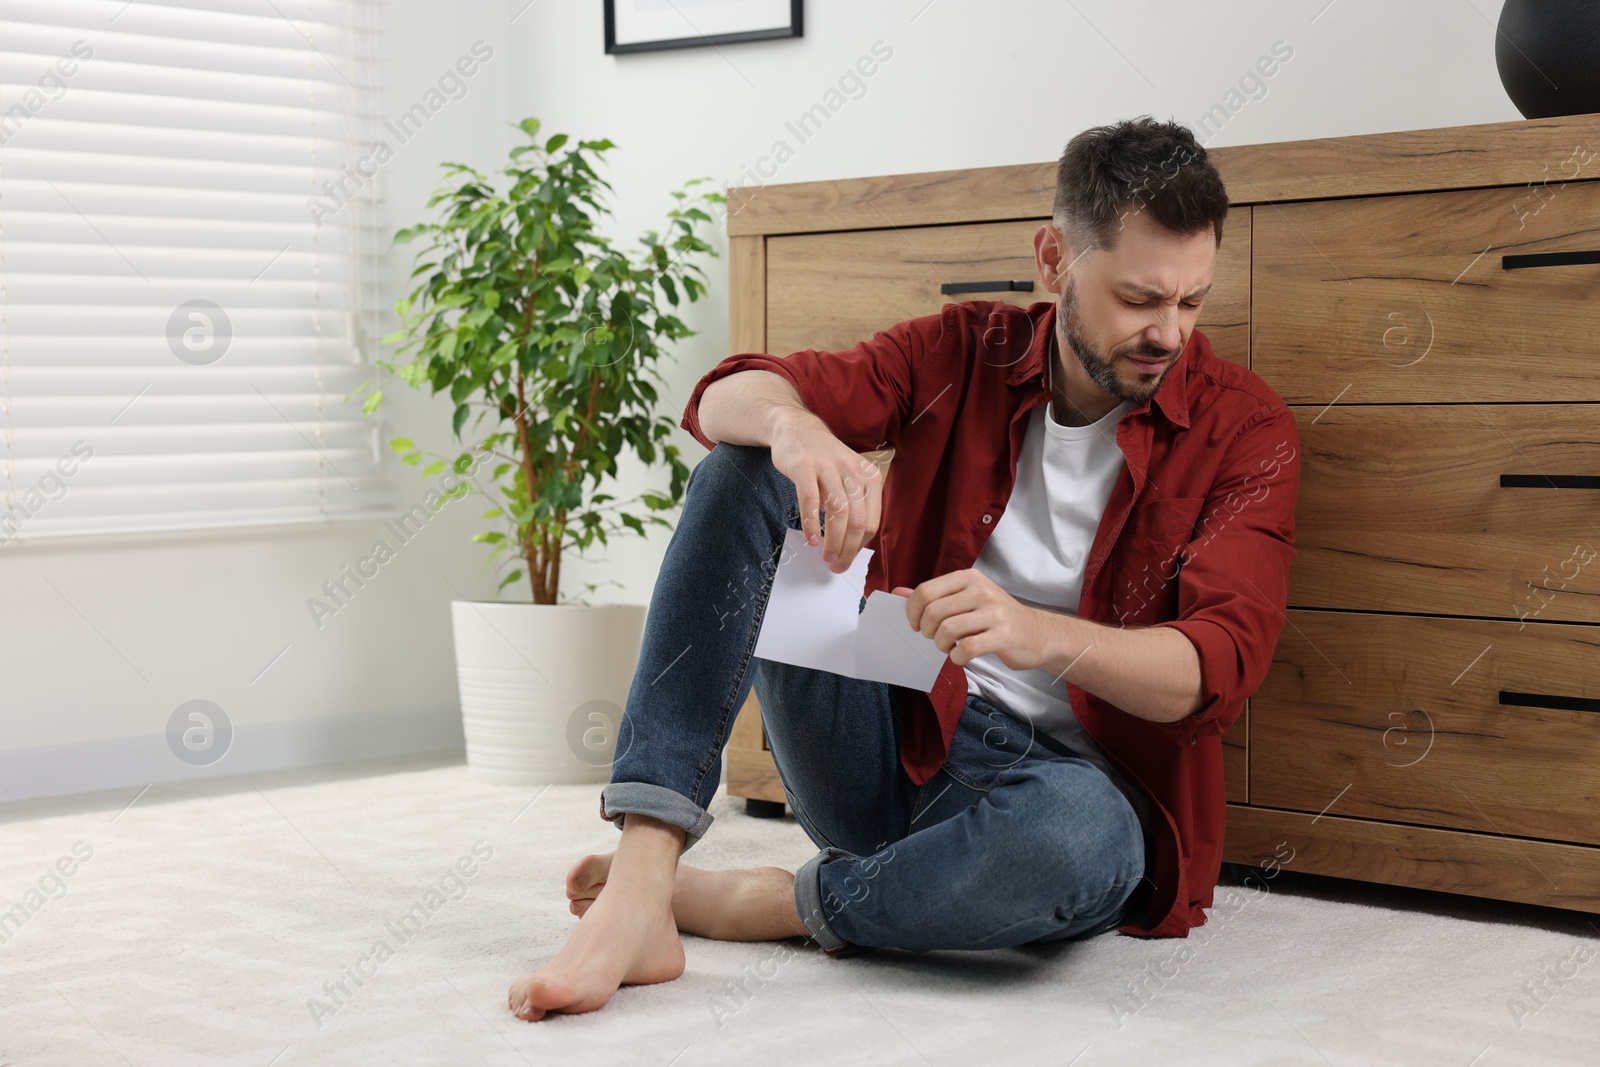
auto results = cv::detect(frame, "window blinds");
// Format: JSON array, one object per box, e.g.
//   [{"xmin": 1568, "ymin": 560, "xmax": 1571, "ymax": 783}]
[{"xmin": 0, "ymin": 0, "xmax": 393, "ymax": 543}]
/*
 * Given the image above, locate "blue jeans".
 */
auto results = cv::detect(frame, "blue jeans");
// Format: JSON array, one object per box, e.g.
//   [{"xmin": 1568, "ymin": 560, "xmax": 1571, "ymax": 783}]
[{"xmin": 601, "ymin": 442, "xmax": 1149, "ymax": 956}]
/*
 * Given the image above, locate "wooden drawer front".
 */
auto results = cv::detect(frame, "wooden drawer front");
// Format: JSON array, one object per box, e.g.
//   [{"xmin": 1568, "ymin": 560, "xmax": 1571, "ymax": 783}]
[
  {"xmin": 764, "ymin": 208, "xmax": 1250, "ymax": 366},
  {"xmin": 1253, "ymin": 611, "xmax": 1600, "ymax": 846},
  {"xmin": 1253, "ymin": 181, "xmax": 1600, "ymax": 403},
  {"xmin": 1204, "ymin": 206, "xmax": 1250, "ymax": 368},
  {"xmin": 1225, "ymin": 806, "xmax": 1600, "ymax": 916},
  {"xmin": 1223, "ymin": 702, "xmax": 1247, "ymax": 804},
  {"xmin": 1288, "ymin": 404, "xmax": 1600, "ymax": 621},
  {"xmin": 767, "ymin": 220, "xmax": 1041, "ymax": 358}
]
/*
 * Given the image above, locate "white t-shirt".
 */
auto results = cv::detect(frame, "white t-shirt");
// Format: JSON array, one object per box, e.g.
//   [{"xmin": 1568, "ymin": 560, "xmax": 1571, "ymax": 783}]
[{"xmin": 961, "ymin": 396, "xmax": 1154, "ymax": 836}]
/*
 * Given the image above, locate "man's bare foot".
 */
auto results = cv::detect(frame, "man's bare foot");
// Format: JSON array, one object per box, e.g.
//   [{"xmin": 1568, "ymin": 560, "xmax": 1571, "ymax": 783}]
[
  {"xmin": 508, "ymin": 816, "xmax": 686, "ymax": 1022},
  {"xmin": 567, "ymin": 851, "xmax": 809, "ymax": 942}
]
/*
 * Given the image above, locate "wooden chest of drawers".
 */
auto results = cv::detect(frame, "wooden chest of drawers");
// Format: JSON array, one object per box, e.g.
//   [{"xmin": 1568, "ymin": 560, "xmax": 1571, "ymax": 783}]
[{"xmin": 720, "ymin": 114, "xmax": 1600, "ymax": 918}]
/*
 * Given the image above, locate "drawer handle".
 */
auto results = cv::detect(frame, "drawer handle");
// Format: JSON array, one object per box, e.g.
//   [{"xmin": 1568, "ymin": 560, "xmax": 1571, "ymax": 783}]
[
  {"xmin": 1500, "ymin": 474, "xmax": 1600, "ymax": 489},
  {"xmin": 1500, "ymin": 690, "xmax": 1600, "ymax": 714},
  {"xmin": 1501, "ymin": 250, "xmax": 1600, "ymax": 270},
  {"xmin": 939, "ymin": 280, "xmax": 1035, "ymax": 295}
]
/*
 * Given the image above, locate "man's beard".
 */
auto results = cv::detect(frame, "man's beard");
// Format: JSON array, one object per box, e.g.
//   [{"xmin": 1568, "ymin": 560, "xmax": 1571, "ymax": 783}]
[{"xmin": 1056, "ymin": 280, "xmax": 1178, "ymax": 404}]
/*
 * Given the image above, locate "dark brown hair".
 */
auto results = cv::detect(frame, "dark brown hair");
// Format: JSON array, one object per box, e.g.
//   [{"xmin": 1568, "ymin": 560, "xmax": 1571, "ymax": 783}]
[{"xmin": 1052, "ymin": 117, "xmax": 1229, "ymax": 255}]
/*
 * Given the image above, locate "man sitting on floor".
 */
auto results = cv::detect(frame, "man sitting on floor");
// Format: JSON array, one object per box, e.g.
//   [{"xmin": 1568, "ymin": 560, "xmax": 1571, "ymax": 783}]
[{"xmin": 509, "ymin": 116, "xmax": 1301, "ymax": 1021}]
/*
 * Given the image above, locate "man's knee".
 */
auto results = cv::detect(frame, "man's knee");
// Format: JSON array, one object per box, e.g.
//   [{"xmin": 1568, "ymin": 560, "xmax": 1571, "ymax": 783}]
[
  {"xmin": 694, "ymin": 442, "xmax": 796, "ymax": 521},
  {"xmin": 1000, "ymin": 766, "xmax": 1141, "ymax": 885},
  {"xmin": 693, "ymin": 442, "xmax": 779, "ymax": 495}
]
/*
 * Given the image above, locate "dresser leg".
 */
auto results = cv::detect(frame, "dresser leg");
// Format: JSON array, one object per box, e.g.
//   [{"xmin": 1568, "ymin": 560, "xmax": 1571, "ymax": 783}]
[
  {"xmin": 744, "ymin": 798, "xmax": 787, "ymax": 819},
  {"xmin": 1220, "ymin": 861, "xmax": 1272, "ymax": 886}
]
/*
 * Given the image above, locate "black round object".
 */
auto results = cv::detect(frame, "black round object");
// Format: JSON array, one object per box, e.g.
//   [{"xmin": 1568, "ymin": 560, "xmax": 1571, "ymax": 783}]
[
  {"xmin": 1496, "ymin": 0, "xmax": 1600, "ymax": 118},
  {"xmin": 744, "ymin": 798, "xmax": 787, "ymax": 819}
]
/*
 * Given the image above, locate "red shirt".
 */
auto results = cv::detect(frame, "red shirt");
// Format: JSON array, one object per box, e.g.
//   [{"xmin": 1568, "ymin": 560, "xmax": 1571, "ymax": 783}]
[{"xmin": 680, "ymin": 299, "xmax": 1300, "ymax": 938}]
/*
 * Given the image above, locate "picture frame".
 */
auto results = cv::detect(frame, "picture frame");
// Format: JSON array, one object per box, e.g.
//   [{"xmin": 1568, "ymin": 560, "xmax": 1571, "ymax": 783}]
[{"xmin": 604, "ymin": 0, "xmax": 803, "ymax": 55}]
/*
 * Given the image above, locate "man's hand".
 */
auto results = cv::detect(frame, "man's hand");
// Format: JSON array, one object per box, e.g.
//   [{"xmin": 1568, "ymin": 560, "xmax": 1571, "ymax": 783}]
[
  {"xmin": 893, "ymin": 570, "xmax": 1050, "ymax": 669},
  {"xmin": 895, "ymin": 569, "xmax": 1204, "ymax": 722},
  {"xmin": 769, "ymin": 409, "xmax": 885, "ymax": 574},
  {"xmin": 699, "ymin": 370, "xmax": 885, "ymax": 575}
]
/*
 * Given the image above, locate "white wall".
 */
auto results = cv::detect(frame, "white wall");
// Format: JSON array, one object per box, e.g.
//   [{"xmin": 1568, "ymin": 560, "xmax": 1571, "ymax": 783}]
[
  {"xmin": 512, "ymin": 0, "xmax": 1521, "ymax": 613},
  {"xmin": 0, "ymin": 1, "xmax": 516, "ymax": 799},
  {"xmin": 0, "ymin": 0, "xmax": 1519, "ymax": 799}
]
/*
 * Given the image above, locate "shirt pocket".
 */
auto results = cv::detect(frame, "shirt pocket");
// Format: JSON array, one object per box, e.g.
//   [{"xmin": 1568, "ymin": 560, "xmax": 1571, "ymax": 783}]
[
  {"xmin": 1123, "ymin": 496, "xmax": 1207, "ymax": 541},
  {"xmin": 1112, "ymin": 496, "xmax": 1206, "ymax": 625}
]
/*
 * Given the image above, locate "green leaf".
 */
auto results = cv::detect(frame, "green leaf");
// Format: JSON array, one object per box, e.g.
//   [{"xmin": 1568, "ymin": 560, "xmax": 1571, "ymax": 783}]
[
  {"xmin": 388, "ymin": 437, "xmax": 414, "ymax": 452},
  {"xmin": 381, "ymin": 117, "xmax": 721, "ymax": 591},
  {"xmin": 362, "ymin": 390, "xmax": 383, "ymax": 415}
]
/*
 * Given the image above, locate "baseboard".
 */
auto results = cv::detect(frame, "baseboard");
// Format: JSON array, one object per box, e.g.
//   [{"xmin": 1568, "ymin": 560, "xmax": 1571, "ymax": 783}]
[{"xmin": 0, "ymin": 708, "xmax": 466, "ymax": 804}]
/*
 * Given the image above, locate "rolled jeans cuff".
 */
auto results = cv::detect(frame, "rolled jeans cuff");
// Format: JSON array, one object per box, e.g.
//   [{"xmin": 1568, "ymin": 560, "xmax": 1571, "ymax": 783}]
[
  {"xmin": 599, "ymin": 782, "xmax": 715, "ymax": 854},
  {"xmin": 794, "ymin": 847, "xmax": 862, "ymax": 958}
]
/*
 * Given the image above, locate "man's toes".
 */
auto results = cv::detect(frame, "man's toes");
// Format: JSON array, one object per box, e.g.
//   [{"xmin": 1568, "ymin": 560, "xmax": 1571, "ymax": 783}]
[
  {"xmin": 565, "ymin": 854, "xmax": 610, "ymax": 899},
  {"xmin": 567, "ymin": 877, "xmax": 603, "ymax": 901},
  {"xmin": 571, "ymin": 898, "xmax": 595, "ymax": 918},
  {"xmin": 509, "ymin": 993, "xmax": 547, "ymax": 1022},
  {"xmin": 509, "ymin": 976, "xmax": 576, "ymax": 1021}
]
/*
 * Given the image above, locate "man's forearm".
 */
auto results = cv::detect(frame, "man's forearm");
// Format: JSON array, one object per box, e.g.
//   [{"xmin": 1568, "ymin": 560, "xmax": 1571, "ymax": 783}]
[
  {"xmin": 697, "ymin": 370, "xmax": 822, "ymax": 448},
  {"xmin": 1032, "ymin": 610, "xmax": 1203, "ymax": 724}
]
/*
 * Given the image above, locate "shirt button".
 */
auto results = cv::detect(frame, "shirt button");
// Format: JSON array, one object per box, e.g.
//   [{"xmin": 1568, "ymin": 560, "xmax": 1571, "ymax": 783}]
[
  {"xmin": 981, "ymin": 514, "xmax": 993, "ymax": 524},
  {"xmin": 1188, "ymin": 734, "xmax": 1198, "ymax": 746}
]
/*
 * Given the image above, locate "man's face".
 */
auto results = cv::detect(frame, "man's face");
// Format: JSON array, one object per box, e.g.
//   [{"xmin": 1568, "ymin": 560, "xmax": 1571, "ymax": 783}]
[{"xmin": 1038, "ymin": 210, "xmax": 1217, "ymax": 406}]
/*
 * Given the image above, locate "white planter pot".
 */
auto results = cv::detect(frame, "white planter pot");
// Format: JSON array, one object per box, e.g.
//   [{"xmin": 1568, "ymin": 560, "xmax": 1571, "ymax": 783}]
[{"xmin": 450, "ymin": 601, "xmax": 645, "ymax": 786}]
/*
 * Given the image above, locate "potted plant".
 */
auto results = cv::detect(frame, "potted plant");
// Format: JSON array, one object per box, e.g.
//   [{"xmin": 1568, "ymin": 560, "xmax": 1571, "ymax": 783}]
[{"xmin": 365, "ymin": 117, "xmax": 721, "ymax": 785}]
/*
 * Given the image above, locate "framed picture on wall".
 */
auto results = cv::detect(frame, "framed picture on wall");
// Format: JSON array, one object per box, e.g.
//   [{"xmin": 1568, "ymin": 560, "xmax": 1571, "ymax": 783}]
[{"xmin": 604, "ymin": 0, "xmax": 803, "ymax": 55}]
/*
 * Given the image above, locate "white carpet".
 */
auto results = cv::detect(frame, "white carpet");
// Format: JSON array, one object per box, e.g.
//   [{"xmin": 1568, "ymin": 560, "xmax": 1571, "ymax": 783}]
[{"xmin": 1, "ymin": 752, "xmax": 1596, "ymax": 1067}]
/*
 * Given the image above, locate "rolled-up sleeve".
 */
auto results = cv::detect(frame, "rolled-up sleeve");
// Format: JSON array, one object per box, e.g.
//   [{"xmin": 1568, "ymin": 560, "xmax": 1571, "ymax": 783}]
[
  {"xmin": 1151, "ymin": 406, "xmax": 1301, "ymax": 740},
  {"xmin": 680, "ymin": 313, "xmax": 939, "ymax": 453}
]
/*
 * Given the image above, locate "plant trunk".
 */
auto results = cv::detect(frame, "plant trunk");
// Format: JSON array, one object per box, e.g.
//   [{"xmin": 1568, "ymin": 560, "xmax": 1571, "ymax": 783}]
[
  {"xmin": 543, "ymin": 518, "xmax": 563, "ymax": 604},
  {"xmin": 512, "ymin": 374, "xmax": 559, "ymax": 605},
  {"xmin": 526, "ymin": 529, "xmax": 558, "ymax": 605}
]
